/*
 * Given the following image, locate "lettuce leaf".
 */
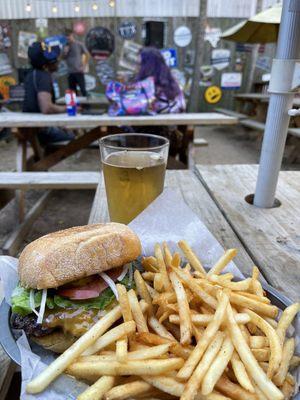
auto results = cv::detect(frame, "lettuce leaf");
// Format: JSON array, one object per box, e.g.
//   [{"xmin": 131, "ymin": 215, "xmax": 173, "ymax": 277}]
[{"xmin": 11, "ymin": 273, "xmax": 135, "ymax": 316}]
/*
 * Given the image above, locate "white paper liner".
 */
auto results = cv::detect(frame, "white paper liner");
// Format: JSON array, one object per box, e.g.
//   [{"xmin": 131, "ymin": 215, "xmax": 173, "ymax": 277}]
[{"xmin": 0, "ymin": 188, "xmax": 299, "ymax": 398}]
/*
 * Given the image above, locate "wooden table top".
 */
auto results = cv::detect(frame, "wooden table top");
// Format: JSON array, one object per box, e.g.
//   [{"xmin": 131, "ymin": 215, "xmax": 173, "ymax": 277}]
[
  {"xmin": 195, "ymin": 164, "xmax": 300, "ymax": 301},
  {"xmin": 89, "ymin": 170, "xmax": 255, "ymax": 277},
  {"xmin": 89, "ymin": 166, "xmax": 300, "ymax": 301},
  {"xmin": 0, "ymin": 112, "xmax": 237, "ymax": 129},
  {"xmin": 56, "ymin": 95, "xmax": 109, "ymax": 106}
]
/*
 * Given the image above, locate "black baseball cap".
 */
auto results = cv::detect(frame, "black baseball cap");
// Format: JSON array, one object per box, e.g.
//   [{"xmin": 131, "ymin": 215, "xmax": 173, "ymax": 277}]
[{"xmin": 28, "ymin": 41, "xmax": 61, "ymax": 69}]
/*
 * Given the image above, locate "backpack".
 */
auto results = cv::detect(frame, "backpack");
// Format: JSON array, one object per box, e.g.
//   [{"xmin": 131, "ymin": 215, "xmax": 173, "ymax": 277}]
[{"xmin": 106, "ymin": 77, "xmax": 156, "ymax": 116}]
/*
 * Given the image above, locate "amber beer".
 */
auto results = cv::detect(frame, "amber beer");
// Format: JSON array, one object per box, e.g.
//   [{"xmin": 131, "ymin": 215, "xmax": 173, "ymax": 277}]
[{"xmin": 103, "ymin": 150, "xmax": 166, "ymax": 224}]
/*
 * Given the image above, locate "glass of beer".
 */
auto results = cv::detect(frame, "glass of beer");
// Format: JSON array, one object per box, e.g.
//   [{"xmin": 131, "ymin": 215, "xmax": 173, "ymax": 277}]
[{"xmin": 99, "ymin": 133, "xmax": 169, "ymax": 224}]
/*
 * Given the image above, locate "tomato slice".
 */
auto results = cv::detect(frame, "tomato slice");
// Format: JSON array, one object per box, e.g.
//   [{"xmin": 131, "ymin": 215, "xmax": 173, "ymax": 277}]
[{"xmin": 57, "ymin": 267, "xmax": 124, "ymax": 300}]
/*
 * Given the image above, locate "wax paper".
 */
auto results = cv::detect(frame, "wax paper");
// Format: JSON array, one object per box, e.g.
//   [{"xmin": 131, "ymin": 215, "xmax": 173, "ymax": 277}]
[{"xmin": 0, "ymin": 188, "xmax": 299, "ymax": 399}]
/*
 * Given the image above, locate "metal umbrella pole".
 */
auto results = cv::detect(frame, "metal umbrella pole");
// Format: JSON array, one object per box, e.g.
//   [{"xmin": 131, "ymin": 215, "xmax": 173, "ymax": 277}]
[{"xmin": 254, "ymin": 1, "xmax": 300, "ymax": 208}]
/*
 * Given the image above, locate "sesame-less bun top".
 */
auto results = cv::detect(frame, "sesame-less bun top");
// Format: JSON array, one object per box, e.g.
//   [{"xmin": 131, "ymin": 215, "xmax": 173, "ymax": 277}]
[{"xmin": 18, "ymin": 223, "xmax": 141, "ymax": 290}]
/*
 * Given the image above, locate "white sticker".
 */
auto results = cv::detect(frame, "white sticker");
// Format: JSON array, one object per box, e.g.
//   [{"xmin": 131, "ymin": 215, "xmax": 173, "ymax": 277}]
[
  {"xmin": 221, "ymin": 72, "xmax": 242, "ymax": 89},
  {"xmin": 84, "ymin": 74, "xmax": 96, "ymax": 91},
  {"xmin": 205, "ymin": 27, "xmax": 221, "ymax": 48},
  {"xmin": 174, "ymin": 26, "xmax": 192, "ymax": 48},
  {"xmin": 211, "ymin": 49, "xmax": 231, "ymax": 71}
]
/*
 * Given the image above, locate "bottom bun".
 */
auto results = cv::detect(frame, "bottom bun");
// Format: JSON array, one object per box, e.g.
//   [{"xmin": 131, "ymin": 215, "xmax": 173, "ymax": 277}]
[{"xmin": 32, "ymin": 331, "xmax": 77, "ymax": 353}]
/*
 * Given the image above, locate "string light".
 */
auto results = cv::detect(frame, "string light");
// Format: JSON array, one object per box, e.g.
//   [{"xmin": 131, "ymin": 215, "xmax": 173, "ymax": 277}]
[
  {"xmin": 25, "ymin": 2, "xmax": 32, "ymax": 12},
  {"xmin": 92, "ymin": 2, "xmax": 98, "ymax": 11},
  {"xmin": 52, "ymin": 3, "xmax": 58, "ymax": 13},
  {"xmin": 74, "ymin": 3, "xmax": 80, "ymax": 12},
  {"xmin": 109, "ymin": 0, "xmax": 115, "ymax": 7}
]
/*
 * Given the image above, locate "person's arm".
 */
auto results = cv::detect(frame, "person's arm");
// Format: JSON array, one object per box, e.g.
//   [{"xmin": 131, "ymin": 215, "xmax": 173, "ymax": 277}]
[
  {"xmin": 81, "ymin": 43, "xmax": 89, "ymax": 71},
  {"xmin": 38, "ymin": 92, "xmax": 66, "ymax": 114}
]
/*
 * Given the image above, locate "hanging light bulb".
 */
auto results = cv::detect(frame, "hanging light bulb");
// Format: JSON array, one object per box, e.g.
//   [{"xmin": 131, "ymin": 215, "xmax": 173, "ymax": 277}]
[
  {"xmin": 74, "ymin": 3, "xmax": 80, "ymax": 12},
  {"xmin": 52, "ymin": 3, "xmax": 58, "ymax": 13},
  {"xmin": 109, "ymin": 0, "xmax": 115, "ymax": 7},
  {"xmin": 25, "ymin": 2, "xmax": 32, "ymax": 12},
  {"xmin": 92, "ymin": 2, "xmax": 98, "ymax": 11}
]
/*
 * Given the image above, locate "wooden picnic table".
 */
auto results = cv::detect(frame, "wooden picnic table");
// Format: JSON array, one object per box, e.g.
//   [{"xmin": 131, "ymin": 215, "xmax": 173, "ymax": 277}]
[
  {"xmin": 89, "ymin": 166, "xmax": 300, "ymax": 301},
  {"xmin": 234, "ymin": 93, "xmax": 300, "ymax": 122},
  {"xmin": 56, "ymin": 95, "xmax": 109, "ymax": 106}
]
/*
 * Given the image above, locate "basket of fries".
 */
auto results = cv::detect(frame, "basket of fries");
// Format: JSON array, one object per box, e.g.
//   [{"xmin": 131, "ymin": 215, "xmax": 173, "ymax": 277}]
[{"xmin": 1, "ymin": 240, "xmax": 299, "ymax": 400}]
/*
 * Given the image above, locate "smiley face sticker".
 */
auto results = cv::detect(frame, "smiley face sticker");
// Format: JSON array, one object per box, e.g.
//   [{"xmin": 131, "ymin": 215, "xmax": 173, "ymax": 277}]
[{"xmin": 204, "ymin": 85, "xmax": 222, "ymax": 104}]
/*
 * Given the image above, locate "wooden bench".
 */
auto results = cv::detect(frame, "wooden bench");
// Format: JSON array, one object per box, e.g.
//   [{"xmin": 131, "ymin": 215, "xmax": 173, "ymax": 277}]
[
  {"xmin": 214, "ymin": 107, "xmax": 248, "ymax": 120},
  {"xmin": 0, "ymin": 172, "xmax": 100, "ymax": 256}
]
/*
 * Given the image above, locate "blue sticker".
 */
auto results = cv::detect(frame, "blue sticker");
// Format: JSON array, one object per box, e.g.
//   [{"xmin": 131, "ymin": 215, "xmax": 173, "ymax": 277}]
[
  {"xmin": 44, "ymin": 35, "xmax": 67, "ymax": 49},
  {"xmin": 161, "ymin": 48, "xmax": 178, "ymax": 68}
]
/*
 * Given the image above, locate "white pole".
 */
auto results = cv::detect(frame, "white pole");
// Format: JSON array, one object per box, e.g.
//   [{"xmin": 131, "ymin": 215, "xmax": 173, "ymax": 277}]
[{"xmin": 253, "ymin": 0, "xmax": 300, "ymax": 208}]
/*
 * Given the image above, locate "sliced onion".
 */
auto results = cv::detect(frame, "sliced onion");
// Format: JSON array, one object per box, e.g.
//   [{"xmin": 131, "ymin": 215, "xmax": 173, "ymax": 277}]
[
  {"xmin": 128, "ymin": 263, "xmax": 133, "ymax": 286},
  {"xmin": 117, "ymin": 264, "xmax": 129, "ymax": 282},
  {"xmin": 29, "ymin": 289, "xmax": 39, "ymax": 317},
  {"xmin": 100, "ymin": 272, "xmax": 119, "ymax": 300},
  {"xmin": 37, "ymin": 289, "xmax": 47, "ymax": 325}
]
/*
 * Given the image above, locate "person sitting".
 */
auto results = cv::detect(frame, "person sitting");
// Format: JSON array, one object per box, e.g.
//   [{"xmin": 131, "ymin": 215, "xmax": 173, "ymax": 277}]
[
  {"xmin": 136, "ymin": 47, "xmax": 186, "ymax": 114},
  {"xmin": 23, "ymin": 41, "xmax": 74, "ymax": 145},
  {"xmin": 133, "ymin": 47, "xmax": 186, "ymax": 159}
]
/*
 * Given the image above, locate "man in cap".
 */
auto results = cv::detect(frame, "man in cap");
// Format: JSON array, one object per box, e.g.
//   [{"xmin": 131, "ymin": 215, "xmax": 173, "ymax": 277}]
[{"xmin": 23, "ymin": 41, "xmax": 74, "ymax": 144}]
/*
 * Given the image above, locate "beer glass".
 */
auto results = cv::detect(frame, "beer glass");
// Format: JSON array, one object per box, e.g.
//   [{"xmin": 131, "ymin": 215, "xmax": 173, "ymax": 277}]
[{"xmin": 99, "ymin": 133, "xmax": 169, "ymax": 224}]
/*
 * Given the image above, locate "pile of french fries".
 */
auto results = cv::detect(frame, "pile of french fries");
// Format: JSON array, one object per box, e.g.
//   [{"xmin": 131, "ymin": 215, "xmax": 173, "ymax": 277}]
[{"xmin": 26, "ymin": 241, "xmax": 300, "ymax": 400}]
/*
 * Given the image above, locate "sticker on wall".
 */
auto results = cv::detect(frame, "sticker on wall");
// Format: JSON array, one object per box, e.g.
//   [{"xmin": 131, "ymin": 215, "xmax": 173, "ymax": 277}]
[
  {"xmin": 235, "ymin": 42, "xmax": 252, "ymax": 53},
  {"xmin": 119, "ymin": 40, "xmax": 142, "ymax": 71},
  {"xmin": 161, "ymin": 48, "xmax": 177, "ymax": 68},
  {"xmin": 74, "ymin": 21, "xmax": 87, "ymax": 36},
  {"xmin": 86, "ymin": 27, "xmax": 115, "ymax": 61},
  {"xmin": 18, "ymin": 31, "xmax": 37, "ymax": 59},
  {"xmin": 200, "ymin": 65, "xmax": 215, "ymax": 79},
  {"xmin": 44, "ymin": 35, "xmax": 66, "ymax": 49},
  {"xmin": 95, "ymin": 61, "xmax": 115, "ymax": 85},
  {"xmin": 118, "ymin": 21, "xmax": 137, "ymax": 40},
  {"xmin": 204, "ymin": 85, "xmax": 222, "ymax": 104},
  {"xmin": 55, "ymin": 60, "xmax": 68, "ymax": 77},
  {"xmin": 171, "ymin": 69, "xmax": 186, "ymax": 89},
  {"xmin": 0, "ymin": 53, "xmax": 13, "ymax": 76},
  {"xmin": 0, "ymin": 76, "xmax": 16, "ymax": 99},
  {"xmin": 211, "ymin": 49, "xmax": 231, "ymax": 71},
  {"xmin": 204, "ymin": 26, "xmax": 221, "ymax": 48},
  {"xmin": 0, "ymin": 24, "xmax": 11, "ymax": 50},
  {"xmin": 256, "ymin": 56, "xmax": 271, "ymax": 72},
  {"xmin": 221, "ymin": 72, "xmax": 242, "ymax": 89},
  {"xmin": 234, "ymin": 57, "xmax": 244, "ymax": 72},
  {"xmin": 36, "ymin": 18, "xmax": 48, "ymax": 37},
  {"xmin": 174, "ymin": 26, "xmax": 192, "ymax": 48},
  {"xmin": 84, "ymin": 74, "xmax": 96, "ymax": 91}
]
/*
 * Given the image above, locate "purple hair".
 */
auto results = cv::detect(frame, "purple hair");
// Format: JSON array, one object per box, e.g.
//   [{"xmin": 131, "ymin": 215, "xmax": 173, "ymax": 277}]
[{"xmin": 136, "ymin": 47, "xmax": 181, "ymax": 100}]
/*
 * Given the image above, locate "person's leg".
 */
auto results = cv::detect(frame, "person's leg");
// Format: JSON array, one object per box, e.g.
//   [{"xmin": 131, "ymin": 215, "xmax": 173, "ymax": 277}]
[
  {"xmin": 68, "ymin": 73, "xmax": 77, "ymax": 93},
  {"xmin": 38, "ymin": 127, "xmax": 75, "ymax": 145},
  {"xmin": 75, "ymin": 72, "xmax": 87, "ymax": 96}
]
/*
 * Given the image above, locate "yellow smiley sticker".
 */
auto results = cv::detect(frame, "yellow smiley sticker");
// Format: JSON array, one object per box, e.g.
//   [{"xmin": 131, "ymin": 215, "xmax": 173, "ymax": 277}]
[{"xmin": 204, "ymin": 85, "xmax": 222, "ymax": 104}]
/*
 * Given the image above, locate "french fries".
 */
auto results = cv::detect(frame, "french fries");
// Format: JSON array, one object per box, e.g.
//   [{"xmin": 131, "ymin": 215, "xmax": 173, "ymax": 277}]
[
  {"xmin": 78, "ymin": 376, "xmax": 115, "ymax": 400},
  {"xmin": 26, "ymin": 241, "xmax": 299, "ymax": 400}
]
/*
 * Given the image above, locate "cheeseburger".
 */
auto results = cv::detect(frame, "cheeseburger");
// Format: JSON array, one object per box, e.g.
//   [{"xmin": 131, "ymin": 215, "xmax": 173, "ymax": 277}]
[{"xmin": 11, "ymin": 223, "xmax": 141, "ymax": 352}]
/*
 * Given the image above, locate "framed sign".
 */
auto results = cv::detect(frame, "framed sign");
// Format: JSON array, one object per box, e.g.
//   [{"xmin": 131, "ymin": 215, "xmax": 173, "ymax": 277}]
[
  {"xmin": 221, "ymin": 72, "xmax": 242, "ymax": 89},
  {"xmin": 119, "ymin": 40, "xmax": 142, "ymax": 71},
  {"xmin": 118, "ymin": 21, "xmax": 137, "ymax": 40},
  {"xmin": 18, "ymin": 31, "xmax": 37, "ymax": 59}
]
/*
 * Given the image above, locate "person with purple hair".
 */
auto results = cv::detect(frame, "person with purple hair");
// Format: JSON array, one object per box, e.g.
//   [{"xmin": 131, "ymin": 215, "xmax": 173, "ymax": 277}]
[{"xmin": 136, "ymin": 47, "xmax": 186, "ymax": 114}]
